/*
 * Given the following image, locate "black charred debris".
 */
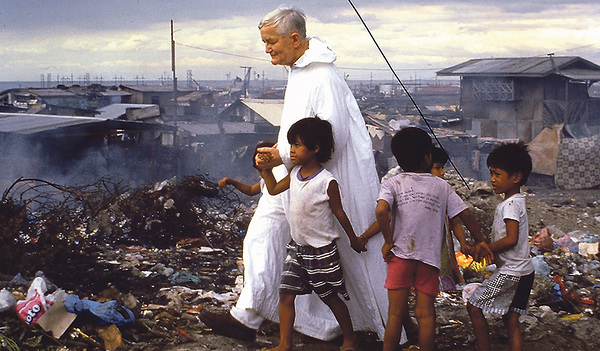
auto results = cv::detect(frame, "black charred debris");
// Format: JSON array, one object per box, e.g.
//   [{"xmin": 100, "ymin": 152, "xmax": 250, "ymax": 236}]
[{"xmin": 0, "ymin": 175, "xmax": 251, "ymax": 350}]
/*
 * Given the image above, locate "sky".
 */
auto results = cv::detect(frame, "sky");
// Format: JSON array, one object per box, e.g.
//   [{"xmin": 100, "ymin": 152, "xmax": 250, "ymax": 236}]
[{"xmin": 2, "ymin": 0, "xmax": 600, "ymax": 83}]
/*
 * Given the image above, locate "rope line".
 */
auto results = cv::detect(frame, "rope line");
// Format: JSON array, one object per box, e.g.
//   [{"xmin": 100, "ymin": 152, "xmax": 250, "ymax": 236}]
[{"xmin": 347, "ymin": 0, "xmax": 470, "ymax": 189}]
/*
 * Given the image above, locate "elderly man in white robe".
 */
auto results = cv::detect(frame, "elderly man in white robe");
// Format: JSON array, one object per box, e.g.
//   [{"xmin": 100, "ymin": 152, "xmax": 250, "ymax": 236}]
[{"xmin": 200, "ymin": 6, "xmax": 405, "ymax": 345}]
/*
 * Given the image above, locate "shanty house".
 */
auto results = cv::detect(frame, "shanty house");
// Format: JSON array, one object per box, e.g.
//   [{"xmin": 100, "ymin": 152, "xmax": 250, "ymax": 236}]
[
  {"xmin": 176, "ymin": 98, "xmax": 283, "ymax": 184},
  {"xmin": 437, "ymin": 56, "xmax": 600, "ymax": 141},
  {"xmin": 176, "ymin": 91, "xmax": 217, "ymax": 122},
  {"xmin": 119, "ymin": 85, "xmax": 196, "ymax": 120},
  {"xmin": 217, "ymin": 98, "xmax": 283, "ymax": 133},
  {"xmin": 0, "ymin": 112, "xmax": 178, "ymax": 188}
]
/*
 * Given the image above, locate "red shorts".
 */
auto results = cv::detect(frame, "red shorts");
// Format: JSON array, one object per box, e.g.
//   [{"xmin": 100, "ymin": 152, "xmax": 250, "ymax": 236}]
[{"xmin": 385, "ymin": 256, "xmax": 440, "ymax": 297}]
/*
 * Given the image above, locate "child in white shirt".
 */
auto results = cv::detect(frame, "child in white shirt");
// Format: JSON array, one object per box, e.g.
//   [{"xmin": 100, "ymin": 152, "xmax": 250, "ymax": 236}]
[
  {"xmin": 260, "ymin": 116, "xmax": 362, "ymax": 351},
  {"xmin": 467, "ymin": 142, "xmax": 535, "ymax": 351}
]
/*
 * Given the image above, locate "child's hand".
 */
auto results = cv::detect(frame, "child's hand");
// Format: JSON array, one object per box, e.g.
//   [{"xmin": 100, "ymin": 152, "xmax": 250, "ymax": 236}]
[
  {"xmin": 356, "ymin": 234, "xmax": 369, "ymax": 250},
  {"xmin": 460, "ymin": 244, "xmax": 475, "ymax": 257},
  {"xmin": 255, "ymin": 144, "xmax": 281, "ymax": 169},
  {"xmin": 350, "ymin": 235, "xmax": 367, "ymax": 253},
  {"xmin": 474, "ymin": 242, "xmax": 494, "ymax": 265},
  {"xmin": 381, "ymin": 242, "xmax": 394, "ymax": 261},
  {"xmin": 217, "ymin": 177, "xmax": 230, "ymax": 188}
]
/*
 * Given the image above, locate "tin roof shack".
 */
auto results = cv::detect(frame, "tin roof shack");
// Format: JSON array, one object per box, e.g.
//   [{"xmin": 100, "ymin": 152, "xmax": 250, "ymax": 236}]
[
  {"xmin": 97, "ymin": 103, "xmax": 162, "ymax": 123},
  {"xmin": 0, "ymin": 88, "xmax": 97, "ymax": 116},
  {"xmin": 176, "ymin": 91, "xmax": 217, "ymax": 122},
  {"xmin": 363, "ymin": 111, "xmax": 480, "ymax": 180},
  {"xmin": 119, "ymin": 85, "xmax": 196, "ymax": 121},
  {"xmin": 437, "ymin": 56, "xmax": 600, "ymax": 142},
  {"xmin": 0, "ymin": 112, "xmax": 178, "ymax": 189},
  {"xmin": 97, "ymin": 89, "xmax": 132, "ymax": 107},
  {"xmin": 219, "ymin": 98, "xmax": 283, "ymax": 133},
  {"xmin": 0, "ymin": 85, "xmax": 133, "ymax": 115},
  {"xmin": 177, "ymin": 99, "xmax": 283, "ymax": 186}
]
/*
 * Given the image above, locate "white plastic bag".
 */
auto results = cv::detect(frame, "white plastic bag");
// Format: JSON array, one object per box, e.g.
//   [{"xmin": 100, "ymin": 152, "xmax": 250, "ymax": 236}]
[{"xmin": 0, "ymin": 288, "xmax": 17, "ymax": 313}]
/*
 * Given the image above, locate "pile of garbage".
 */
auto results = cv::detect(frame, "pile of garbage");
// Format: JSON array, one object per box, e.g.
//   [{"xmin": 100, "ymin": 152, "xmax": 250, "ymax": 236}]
[
  {"xmin": 0, "ymin": 171, "xmax": 599, "ymax": 350},
  {"xmin": 0, "ymin": 175, "xmax": 252, "ymax": 350}
]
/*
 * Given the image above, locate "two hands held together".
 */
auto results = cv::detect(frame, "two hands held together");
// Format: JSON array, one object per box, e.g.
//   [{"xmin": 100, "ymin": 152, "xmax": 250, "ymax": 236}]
[
  {"xmin": 379, "ymin": 240, "xmax": 493, "ymax": 264},
  {"xmin": 460, "ymin": 242, "xmax": 494, "ymax": 265}
]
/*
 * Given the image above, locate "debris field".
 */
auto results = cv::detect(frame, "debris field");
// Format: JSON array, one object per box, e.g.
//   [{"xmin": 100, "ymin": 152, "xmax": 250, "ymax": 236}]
[{"xmin": 1, "ymin": 172, "xmax": 600, "ymax": 350}]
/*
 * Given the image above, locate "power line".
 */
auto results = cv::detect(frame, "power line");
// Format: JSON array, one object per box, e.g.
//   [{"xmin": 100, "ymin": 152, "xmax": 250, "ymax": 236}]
[
  {"xmin": 177, "ymin": 41, "xmax": 443, "ymax": 73},
  {"xmin": 347, "ymin": 0, "xmax": 470, "ymax": 189},
  {"xmin": 177, "ymin": 42, "xmax": 271, "ymax": 62}
]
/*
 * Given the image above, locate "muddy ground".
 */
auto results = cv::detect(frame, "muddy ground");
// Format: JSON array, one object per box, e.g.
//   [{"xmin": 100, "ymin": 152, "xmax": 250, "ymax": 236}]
[{"xmin": 1, "ymin": 173, "xmax": 599, "ymax": 350}]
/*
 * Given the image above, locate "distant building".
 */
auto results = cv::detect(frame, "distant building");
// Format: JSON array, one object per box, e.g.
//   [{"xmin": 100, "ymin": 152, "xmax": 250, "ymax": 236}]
[
  {"xmin": 177, "ymin": 98, "xmax": 283, "ymax": 182},
  {"xmin": 176, "ymin": 91, "xmax": 217, "ymax": 122},
  {"xmin": 96, "ymin": 103, "xmax": 161, "ymax": 123},
  {"xmin": 0, "ymin": 86, "xmax": 133, "ymax": 116},
  {"xmin": 217, "ymin": 98, "xmax": 282, "ymax": 133},
  {"xmin": 437, "ymin": 56, "xmax": 600, "ymax": 141},
  {"xmin": 119, "ymin": 85, "xmax": 197, "ymax": 120},
  {"xmin": 0, "ymin": 112, "xmax": 177, "ymax": 188}
]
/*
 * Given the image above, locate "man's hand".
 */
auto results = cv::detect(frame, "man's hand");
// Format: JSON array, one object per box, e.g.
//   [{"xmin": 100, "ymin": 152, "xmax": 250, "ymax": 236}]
[{"xmin": 255, "ymin": 144, "xmax": 282, "ymax": 169}]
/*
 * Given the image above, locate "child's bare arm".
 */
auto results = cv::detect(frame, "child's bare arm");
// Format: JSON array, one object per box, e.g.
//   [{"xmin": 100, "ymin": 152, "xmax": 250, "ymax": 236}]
[
  {"xmin": 452, "ymin": 209, "xmax": 493, "ymax": 263},
  {"xmin": 356, "ymin": 211, "xmax": 390, "ymax": 249},
  {"xmin": 487, "ymin": 219, "xmax": 519, "ymax": 254},
  {"xmin": 357, "ymin": 221, "xmax": 380, "ymax": 249},
  {"xmin": 218, "ymin": 177, "xmax": 261, "ymax": 196},
  {"xmin": 376, "ymin": 199, "xmax": 394, "ymax": 260},
  {"xmin": 327, "ymin": 181, "xmax": 365, "ymax": 253},
  {"xmin": 259, "ymin": 169, "xmax": 290, "ymax": 195}
]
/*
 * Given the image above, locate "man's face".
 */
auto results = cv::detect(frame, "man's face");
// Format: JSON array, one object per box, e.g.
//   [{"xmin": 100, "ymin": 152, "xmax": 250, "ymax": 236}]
[{"xmin": 260, "ymin": 25, "xmax": 298, "ymax": 66}]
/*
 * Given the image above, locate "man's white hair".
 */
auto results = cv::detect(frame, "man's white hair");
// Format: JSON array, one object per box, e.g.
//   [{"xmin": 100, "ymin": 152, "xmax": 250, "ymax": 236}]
[{"xmin": 258, "ymin": 6, "xmax": 306, "ymax": 38}]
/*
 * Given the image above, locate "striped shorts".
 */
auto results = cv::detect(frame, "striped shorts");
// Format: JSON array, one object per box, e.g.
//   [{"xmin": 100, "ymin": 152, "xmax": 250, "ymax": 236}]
[{"xmin": 280, "ymin": 241, "xmax": 350, "ymax": 301}]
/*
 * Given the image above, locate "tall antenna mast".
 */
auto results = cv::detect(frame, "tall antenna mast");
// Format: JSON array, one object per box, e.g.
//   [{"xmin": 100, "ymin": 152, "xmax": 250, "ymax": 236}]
[{"xmin": 171, "ymin": 20, "xmax": 178, "ymax": 125}]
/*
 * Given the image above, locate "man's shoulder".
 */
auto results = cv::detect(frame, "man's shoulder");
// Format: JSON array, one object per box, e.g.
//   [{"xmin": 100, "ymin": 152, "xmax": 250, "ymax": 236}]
[{"xmin": 292, "ymin": 61, "xmax": 339, "ymax": 80}]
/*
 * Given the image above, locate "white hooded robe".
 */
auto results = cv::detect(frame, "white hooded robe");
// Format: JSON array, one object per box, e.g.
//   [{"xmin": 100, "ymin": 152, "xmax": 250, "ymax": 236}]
[{"xmin": 232, "ymin": 36, "xmax": 403, "ymax": 342}]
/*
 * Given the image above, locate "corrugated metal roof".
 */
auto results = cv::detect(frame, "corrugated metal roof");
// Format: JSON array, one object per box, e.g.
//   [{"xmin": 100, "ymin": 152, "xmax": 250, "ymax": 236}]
[
  {"xmin": 177, "ymin": 122, "xmax": 256, "ymax": 135},
  {"xmin": 25, "ymin": 89, "xmax": 77, "ymax": 97},
  {"xmin": 177, "ymin": 91, "xmax": 213, "ymax": 102},
  {"xmin": 97, "ymin": 104, "xmax": 158, "ymax": 120},
  {"xmin": 100, "ymin": 90, "xmax": 132, "ymax": 96},
  {"xmin": 437, "ymin": 56, "xmax": 600, "ymax": 78},
  {"xmin": 559, "ymin": 68, "xmax": 600, "ymax": 81},
  {"xmin": 0, "ymin": 113, "xmax": 100, "ymax": 134},
  {"xmin": 120, "ymin": 85, "xmax": 196, "ymax": 93},
  {"xmin": 0, "ymin": 112, "xmax": 176, "ymax": 135},
  {"xmin": 240, "ymin": 98, "xmax": 283, "ymax": 126}
]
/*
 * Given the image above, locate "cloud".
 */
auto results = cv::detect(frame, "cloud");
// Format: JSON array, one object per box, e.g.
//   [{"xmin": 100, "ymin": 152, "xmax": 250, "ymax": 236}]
[{"xmin": 1, "ymin": 1, "xmax": 599, "ymax": 81}]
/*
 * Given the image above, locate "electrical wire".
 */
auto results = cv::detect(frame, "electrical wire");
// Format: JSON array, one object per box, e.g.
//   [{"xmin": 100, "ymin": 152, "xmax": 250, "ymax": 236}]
[
  {"xmin": 347, "ymin": 0, "xmax": 470, "ymax": 189},
  {"xmin": 177, "ymin": 42, "xmax": 271, "ymax": 62}
]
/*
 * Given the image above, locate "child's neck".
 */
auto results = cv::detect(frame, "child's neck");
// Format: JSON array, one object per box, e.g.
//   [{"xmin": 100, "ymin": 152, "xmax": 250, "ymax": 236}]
[
  {"xmin": 299, "ymin": 160, "xmax": 322, "ymax": 178},
  {"xmin": 503, "ymin": 186, "xmax": 521, "ymax": 199}
]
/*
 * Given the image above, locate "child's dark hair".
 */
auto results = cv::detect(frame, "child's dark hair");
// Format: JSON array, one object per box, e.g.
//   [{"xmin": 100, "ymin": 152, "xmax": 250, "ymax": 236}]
[
  {"xmin": 287, "ymin": 116, "xmax": 334, "ymax": 163},
  {"xmin": 391, "ymin": 127, "xmax": 433, "ymax": 171},
  {"xmin": 486, "ymin": 142, "xmax": 532, "ymax": 186},
  {"xmin": 252, "ymin": 141, "xmax": 275, "ymax": 169},
  {"xmin": 432, "ymin": 147, "xmax": 448, "ymax": 166}
]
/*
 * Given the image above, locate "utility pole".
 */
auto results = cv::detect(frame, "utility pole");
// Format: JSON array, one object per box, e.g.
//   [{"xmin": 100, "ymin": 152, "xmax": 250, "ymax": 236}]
[
  {"xmin": 241, "ymin": 66, "xmax": 252, "ymax": 98},
  {"xmin": 171, "ymin": 20, "xmax": 178, "ymax": 125}
]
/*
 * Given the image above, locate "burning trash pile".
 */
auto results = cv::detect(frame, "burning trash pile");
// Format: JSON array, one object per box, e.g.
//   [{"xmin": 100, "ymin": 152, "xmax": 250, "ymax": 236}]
[
  {"xmin": 0, "ymin": 170, "xmax": 600, "ymax": 350},
  {"xmin": 0, "ymin": 175, "xmax": 252, "ymax": 350}
]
